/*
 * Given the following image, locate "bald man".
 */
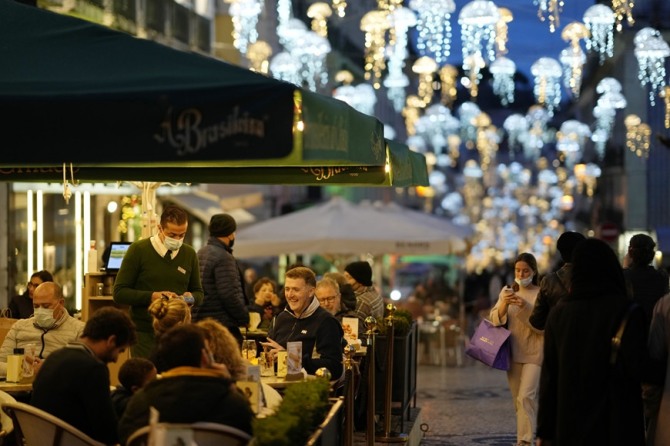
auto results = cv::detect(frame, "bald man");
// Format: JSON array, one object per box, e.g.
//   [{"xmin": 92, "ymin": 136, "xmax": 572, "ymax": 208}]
[{"xmin": 0, "ymin": 282, "xmax": 84, "ymax": 377}]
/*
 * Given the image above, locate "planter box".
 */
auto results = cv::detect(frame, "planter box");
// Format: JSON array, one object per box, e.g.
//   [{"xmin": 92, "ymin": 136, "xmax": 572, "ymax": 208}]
[
  {"xmin": 305, "ymin": 397, "xmax": 344, "ymax": 446},
  {"xmin": 374, "ymin": 321, "xmax": 418, "ymax": 431}
]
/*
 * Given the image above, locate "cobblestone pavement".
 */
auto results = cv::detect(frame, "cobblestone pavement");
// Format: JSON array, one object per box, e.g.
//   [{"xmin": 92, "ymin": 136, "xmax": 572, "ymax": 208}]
[
  {"xmin": 352, "ymin": 357, "xmax": 518, "ymax": 446},
  {"xmin": 416, "ymin": 359, "xmax": 517, "ymax": 446}
]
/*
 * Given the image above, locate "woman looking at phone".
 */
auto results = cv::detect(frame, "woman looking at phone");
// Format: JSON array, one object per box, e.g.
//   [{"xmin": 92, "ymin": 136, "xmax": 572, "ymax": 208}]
[{"xmin": 489, "ymin": 252, "xmax": 543, "ymax": 446}]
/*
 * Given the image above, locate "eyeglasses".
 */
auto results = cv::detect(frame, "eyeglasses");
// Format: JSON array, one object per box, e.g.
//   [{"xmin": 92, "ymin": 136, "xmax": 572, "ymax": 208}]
[{"xmin": 317, "ymin": 295, "xmax": 339, "ymax": 304}]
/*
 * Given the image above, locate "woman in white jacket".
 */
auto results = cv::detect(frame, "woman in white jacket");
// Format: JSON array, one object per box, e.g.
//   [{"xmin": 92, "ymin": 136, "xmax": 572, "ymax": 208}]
[{"xmin": 489, "ymin": 252, "xmax": 543, "ymax": 446}]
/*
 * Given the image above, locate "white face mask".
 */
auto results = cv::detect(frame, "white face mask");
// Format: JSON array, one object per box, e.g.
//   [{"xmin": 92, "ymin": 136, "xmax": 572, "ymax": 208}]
[
  {"xmin": 164, "ymin": 236, "xmax": 183, "ymax": 252},
  {"xmin": 515, "ymin": 276, "xmax": 533, "ymax": 288},
  {"xmin": 34, "ymin": 307, "xmax": 56, "ymax": 328}
]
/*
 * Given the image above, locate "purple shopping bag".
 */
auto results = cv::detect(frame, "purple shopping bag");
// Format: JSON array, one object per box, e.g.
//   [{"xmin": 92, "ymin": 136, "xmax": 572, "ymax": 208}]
[{"xmin": 465, "ymin": 319, "xmax": 512, "ymax": 370}]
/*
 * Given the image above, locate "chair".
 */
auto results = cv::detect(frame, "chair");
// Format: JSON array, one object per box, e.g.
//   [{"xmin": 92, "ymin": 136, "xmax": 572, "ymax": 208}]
[
  {"xmin": 126, "ymin": 422, "xmax": 251, "ymax": 446},
  {"xmin": 1, "ymin": 401, "xmax": 105, "ymax": 446},
  {"xmin": 0, "ymin": 390, "xmax": 16, "ymax": 438}
]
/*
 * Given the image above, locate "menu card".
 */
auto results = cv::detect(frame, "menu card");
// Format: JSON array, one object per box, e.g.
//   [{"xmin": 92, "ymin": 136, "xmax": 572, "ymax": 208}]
[
  {"xmin": 342, "ymin": 317, "xmax": 359, "ymax": 346},
  {"xmin": 285, "ymin": 341, "xmax": 303, "ymax": 381},
  {"xmin": 237, "ymin": 365, "xmax": 261, "ymax": 413}
]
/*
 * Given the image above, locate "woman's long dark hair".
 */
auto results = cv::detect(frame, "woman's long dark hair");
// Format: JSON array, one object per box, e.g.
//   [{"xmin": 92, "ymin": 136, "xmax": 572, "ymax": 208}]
[{"xmin": 570, "ymin": 238, "xmax": 626, "ymax": 300}]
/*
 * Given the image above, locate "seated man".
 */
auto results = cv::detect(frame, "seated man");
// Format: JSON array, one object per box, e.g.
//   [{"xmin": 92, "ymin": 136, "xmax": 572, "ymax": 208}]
[
  {"xmin": 31, "ymin": 307, "xmax": 137, "ymax": 445},
  {"xmin": 264, "ymin": 266, "xmax": 344, "ymax": 379},
  {"xmin": 118, "ymin": 324, "xmax": 254, "ymax": 445},
  {"xmin": 0, "ymin": 281, "xmax": 84, "ymax": 377}
]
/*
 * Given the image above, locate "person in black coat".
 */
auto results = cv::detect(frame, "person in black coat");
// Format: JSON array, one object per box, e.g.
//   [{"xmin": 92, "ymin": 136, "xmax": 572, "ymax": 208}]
[{"xmin": 536, "ymin": 238, "xmax": 647, "ymax": 446}]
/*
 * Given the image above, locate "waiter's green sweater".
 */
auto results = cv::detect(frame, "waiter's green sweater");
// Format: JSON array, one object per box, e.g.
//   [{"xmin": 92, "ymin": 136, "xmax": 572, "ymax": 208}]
[{"xmin": 113, "ymin": 239, "xmax": 204, "ymax": 352}]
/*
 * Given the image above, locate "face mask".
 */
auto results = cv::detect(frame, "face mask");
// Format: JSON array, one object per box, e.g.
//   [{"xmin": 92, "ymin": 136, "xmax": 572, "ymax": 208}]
[
  {"xmin": 515, "ymin": 276, "xmax": 533, "ymax": 288},
  {"xmin": 228, "ymin": 237, "xmax": 235, "ymax": 249},
  {"xmin": 34, "ymin": 307, "xmax": 56, "ymax": 328},
  {"xmin": 164, "ymin": 236, "xmax": 183, "ymax": 251}
]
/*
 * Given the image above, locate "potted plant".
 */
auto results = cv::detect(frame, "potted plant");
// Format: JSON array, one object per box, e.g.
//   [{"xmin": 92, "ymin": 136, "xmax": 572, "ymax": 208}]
[{"xmin": 252, "ymin": 378, "xmax": 343, "ymax": 446}]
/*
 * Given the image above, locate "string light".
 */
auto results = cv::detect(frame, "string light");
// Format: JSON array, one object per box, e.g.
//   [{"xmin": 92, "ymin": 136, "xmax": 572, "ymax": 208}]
[
  {"xmin": 412, "ymin": 56, "xmax": 438, "ymax": 106},
  {"xmin": 534, "ymin": 0, "xmax": 563, "ymax": 33},
  {"xmin": 459, "ymin": 0, "xmax": 500, "ymax": 69},
  {"xmin": 228, "ymin": 0, "xmax": 262, "ymax": 55},
  {"xmin": 531, "ymin": 57, "xmax": 562, "ymax": 116},
  {"xmin": 663, "ymin": 87, "xmax": 670, "ymax": 129},
  {"xmin": 560, "ymin": 22, "xmax": 588, "ymax": 98},
  {"xmin": 503, "ymin": 113, "xmax": 528, "ymax": 155},
  {"xmin": 307, "ymin": 3, "xmax": 332, "ymax": 38},
  {"xmin": 582, "ymin": 4, "xmax": 615, "ymax": 64},
  {"xmin": 409, "ymin": 0, "xmax": 456, "ymax": 65},
  {"xmin": 384, "ymin": 7, "xmax": 417, "ymax": 112},
  {"xmin": 439, "ymin": 65, "xmax": 459, "ymax": 107},
  {"xmin": 360, "ymin": 10, "xmax": 391, "ymax": 89},
  {"xmin": 246, "ymin": 40, "xmax": 272, "ymax": 74},
  {"xmin": 612, "ymin": 0, "xmax": 634, "ymax": 32},
  {"xmin": 625, "ymin": 114, "xmax": 651, "ymax": 158},
  {"xmin": 332, "ymin": 0, "xmax": 346, "ymax": 18},
  {"xmin": 495, "ymin": 7, "xmax": 513, "ymax": 56},
  {"xmin": 634, "ymin": 27, "xmax": 670, "ymax": 106},
  {"xmin": 490, "ymin": 56, "xmax": 516, "ymax": 105},
  {"xmin": 269, "ymin": 52, "xmax": 301, "ymax": 86}
]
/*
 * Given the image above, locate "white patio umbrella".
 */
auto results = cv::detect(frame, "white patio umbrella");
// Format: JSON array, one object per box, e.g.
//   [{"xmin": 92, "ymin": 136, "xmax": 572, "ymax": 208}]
[{"xmin": 234, "ymin": 196, "xmax": 472, "ymax": 257}]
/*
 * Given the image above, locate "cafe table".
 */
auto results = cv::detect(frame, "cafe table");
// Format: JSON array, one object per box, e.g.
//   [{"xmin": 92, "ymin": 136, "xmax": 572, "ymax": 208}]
[
  {"xmin": 0, "ymin": 380, "xmax": 32, "ymax": 393},
  {"xmin": 260, "ymin": 373, "xmax": 316, "ymax": 390}
]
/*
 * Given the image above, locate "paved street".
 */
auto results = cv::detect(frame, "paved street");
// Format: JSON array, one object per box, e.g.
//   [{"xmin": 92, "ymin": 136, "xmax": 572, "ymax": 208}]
[
  {"xmin": 353, "ymin": 356, "xmax": 518, "ymax": 446},
  {"xmin": 416, "ymin": 358, "xmax": 517, "ymax": 445}
]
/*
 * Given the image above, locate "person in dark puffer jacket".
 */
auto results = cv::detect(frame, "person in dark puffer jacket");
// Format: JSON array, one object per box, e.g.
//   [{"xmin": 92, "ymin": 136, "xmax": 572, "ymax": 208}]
[{"xmin": 194, "ymin": 213, "xmax": 249, "ymax": 346}]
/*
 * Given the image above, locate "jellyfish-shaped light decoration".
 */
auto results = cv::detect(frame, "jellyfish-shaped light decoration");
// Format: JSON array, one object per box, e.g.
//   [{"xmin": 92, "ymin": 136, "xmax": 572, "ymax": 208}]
[
  {"xmin": 583, "ymin": 4, "xmax": 615, "ymax": 65},
  {"xmin": 246, "ymin": 40, "xmax": 272, "ymax": 74},
  {"xmin": 360, "ymin": 10, "xmax": 391, "ymax": 90},
  {"xmin": 524, "ymin": 105, "xmax": 552, "ymax": 160},
  {"xmin": 307, "ymin": 2, "xmax": 332, "ymax": 38},
  {"xmin": 490, "ymin": 57, "xmax": 516, "ymax": 106},
  {"xmin": 439, "ymin": 65, "xmax": 459, "ymax": 107},
  {"xmin": 458, "ymin": 101, "xmax": 482, "ymax": 149},
  {"xmin": 634, "ymin": 27, "xmax": 670, "ymax": 105},
  {"xmin": 269, "ymin": 51, "xmax": 301, "ymax": 86},
  {"xmin": 502, "ymin": 113, "xmax": 528, "ymax": 155},
  {"xmin": 560, "ymin": 22, "xmax": 589, "ymax": 99},
  {"xmin": 384, "ymin": 7, "xmax": 417, "ymax": 111},
  {"xmin": 556, "ymin": 120, "xmax": 591, "ymax": 168},
  {"xmin": 458, "ymin": 0, "xmax": 500, "ymax": 71},
  {"xmin": 229, "ymin": 0, "xmax": 263, "ymax": 55},
  {"xmin": 409, "ymin": 0, "xmax": 456, "ymax": 65},
  {"xmin": 534, "ymin": 0, "xmax": 563, "ymax": 33},
  {"xmin": 291, "ymin": 31, "xmax": 331, "ymax": 92},
  {"xmin": 412, "ymin": 56, "xmax": 439, "ymax": 107},
  {"xmin": 591, "ymin": 78, "xmax": 627, "ymax": 160},
  {"xmin": 495, "ymin": 7, "xmax": 513, "ymax": 56},
  {"xmin": 278, "ymin": 18, "xmax": 308, "ymax": 53},
  {"xmin": 531, "ymin": 57, "xmax": 563, "ymax": 116},
  {"xmin": 559, "ymin": 46, "xmax": 586, "ymax": 98}
]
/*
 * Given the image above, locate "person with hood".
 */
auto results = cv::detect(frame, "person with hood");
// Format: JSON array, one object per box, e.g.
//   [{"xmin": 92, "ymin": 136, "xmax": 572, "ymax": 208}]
[
  {"xmin": 536, "ymin": 238, "xmax": 647, "ymax": 446},
  {"xmin": 530, "ymin": 231, "xmax": 586, "ymax": 330},
  {"xmin": 194, "ymin": 213, "xmax": 249, "ymax": 347},
  {"xmin": 262, "ymin": 266, "xmax": 344, "ymax": 378}
]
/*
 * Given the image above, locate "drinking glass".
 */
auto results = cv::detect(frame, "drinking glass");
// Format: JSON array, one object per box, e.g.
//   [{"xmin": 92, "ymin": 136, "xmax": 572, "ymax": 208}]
[{"xmin": 242, "ymin": 340, "xmax": 257, "ymax": 361}]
